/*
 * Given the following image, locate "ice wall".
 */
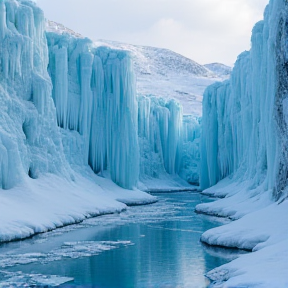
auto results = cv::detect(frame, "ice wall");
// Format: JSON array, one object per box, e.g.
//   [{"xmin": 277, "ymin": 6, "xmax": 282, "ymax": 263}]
[
  {"xmin": 46, "ymin": 20, "xmax": 201, "ymax": 189},
  {"xmin": 200, "ymin": 0, "xmax": 288, "ymax": 200},
  {"xmin": 0, "ymin": 0, "xmax": 72, "ymax": 189},
  {"xmin": 0, "ymin": 0, "xmax": 199, "ymax": 191},
  {"xmin": 138, "ymin": 95, "xmax": 200, "ymax": 184},
  {"xmin": 47, "ymin": 33, "xmax": 139, "ymax": 189}
]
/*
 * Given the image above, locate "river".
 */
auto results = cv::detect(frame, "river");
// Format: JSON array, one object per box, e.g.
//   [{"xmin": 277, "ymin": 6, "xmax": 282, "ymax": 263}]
[{"xmin": 0, "ymin": 192, "xmax": 246, "ymax": 287}]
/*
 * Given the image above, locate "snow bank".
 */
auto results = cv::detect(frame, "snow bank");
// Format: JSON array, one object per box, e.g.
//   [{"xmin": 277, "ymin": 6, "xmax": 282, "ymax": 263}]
[
  {"xmin": 197, "ymin": 0, "xmax": 288, "ymax": 286},
  {"xmin": 0, "ymin": 172, "xmax": 155, "ymax": 243},
  {"xmin": 205, "ymin": 202, "xmax": 288, "ymax": 288}
]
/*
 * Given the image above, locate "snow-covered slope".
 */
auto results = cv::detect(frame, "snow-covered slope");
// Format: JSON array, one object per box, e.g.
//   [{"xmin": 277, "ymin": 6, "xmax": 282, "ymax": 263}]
[
  {"xmin": 197, "ymin": 0, "xmax": 288, "ymax": 286},
  {"xmin": 204, "ymin": 63, "xmax": 232, "ymax": 78},
  {"xmin": 46, "ymin": 21, "xmax": 229, "ymax": 116},
  {"xmin": 95, "ymin": 40, "xmax": 227, "ymax": 116}
]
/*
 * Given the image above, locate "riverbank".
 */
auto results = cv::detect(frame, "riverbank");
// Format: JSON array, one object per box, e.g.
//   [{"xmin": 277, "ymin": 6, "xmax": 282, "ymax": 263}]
[
  {"xmin": 0, "ymin": 172, "xmax": 156, "ymax": 244},
  {"xmin": 0, "ymin": 192, "xmax": 237, "ymax": 287},
  {"xmin": 196, "ymin": 179, "xmax": 288, "ymax": 287}
]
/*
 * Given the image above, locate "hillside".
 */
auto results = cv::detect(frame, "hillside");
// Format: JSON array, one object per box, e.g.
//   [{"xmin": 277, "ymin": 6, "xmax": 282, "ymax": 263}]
[{"xmin": 47, "ymin": 21, "xmax": 230, "ymax": 116}]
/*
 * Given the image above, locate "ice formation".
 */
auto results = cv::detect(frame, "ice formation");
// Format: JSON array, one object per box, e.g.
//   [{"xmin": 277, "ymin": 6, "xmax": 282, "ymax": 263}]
[
  {"xmin": 138, "ymin": 95, "xmax": 200, "ymax": 185},
  {"xmin": 47, "ymin": 33, "xmax": 140, "ymax": 189},
  {"xmin": 200, "ymin": 0, "xmax": 288, "ymax": 201},
  {"xmin": 0, "ymin": 0, "xmax": 200, "ymax": 193},
  {"xmin": 0, "ymin": 0, "xmax": 72, "ymax": 189},
  {"xmin": 198, "ymin": 0, "xmax": 288, "ymax": 286}
]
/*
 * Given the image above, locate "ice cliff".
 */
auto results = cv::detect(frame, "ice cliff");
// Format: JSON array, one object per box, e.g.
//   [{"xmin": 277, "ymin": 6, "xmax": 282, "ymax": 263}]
[
  {"xmin": 0, "ymin": 0, "xmax": 158, "ymax": 243},
  {"xmin": 197, "ymin": 0, "xmax": 288, "ymax": 286},
  {"xmin": 47, "ymin": 33, "xmax": 140, "ymax": 189},
  {"xmin": 0, "ymin": 0, "xmax": 200, "ymax": 193},
  {"xmin": 0, "ymin": 0, "xmax": 72, "ymax": 188},
  {"xmin": 200, "ymin": 0, "xmax": 288, "ymax": 201}
]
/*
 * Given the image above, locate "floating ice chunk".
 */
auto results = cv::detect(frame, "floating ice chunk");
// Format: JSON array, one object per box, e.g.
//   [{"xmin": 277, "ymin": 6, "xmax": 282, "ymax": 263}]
[{"xmin": 0, "ymin": 271, "xmax": 73, "ymax": 287}]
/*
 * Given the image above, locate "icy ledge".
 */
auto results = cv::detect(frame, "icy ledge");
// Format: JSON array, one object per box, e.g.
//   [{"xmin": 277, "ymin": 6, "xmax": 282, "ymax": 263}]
[{"xmin": 0, "ymin": 173, "xmax": 156, "ymax": 243}]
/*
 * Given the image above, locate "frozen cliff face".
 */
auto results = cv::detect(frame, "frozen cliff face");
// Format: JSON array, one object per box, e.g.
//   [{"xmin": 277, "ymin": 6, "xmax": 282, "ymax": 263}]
[
  {"xmin": 275, "ymin": 1, "xmax": 288, "ymax": 199},
  {"xmin": 0, "ymin": 0, "xmax": 72, "ymax": 189},
  {"xmin": 0, "ymin": 0, "xmax": 201, "ymax": 191},
  {"xmin": 138, "ymin": 95, "xmax": 200, "ymax": 185},
  {"xmin": 0, "ymin": 0, "xmax": 140, "ymax": 190},
  {"xmin": 200, "ymin": 0, "xmax": 288, "ymax": 200},
  {"xmin": 46, "ymin": 21, "xmax": 201, "ymax": 187},
  {"xmin": 47, "ymin": 33, "xmax": 140, "ymax": 190}
]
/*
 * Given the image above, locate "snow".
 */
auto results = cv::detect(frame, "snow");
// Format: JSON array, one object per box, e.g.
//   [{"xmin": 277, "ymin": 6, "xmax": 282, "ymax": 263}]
[
  {"xmin": 205, "ymin": 202, "xmax": 288, "ymax": 288},
  {"xmin": 204, "ymin": 63, "xmax": 232, "ymax": 79},
  {"xmin": 0, "ymin": 172, "xmax": 155, "ymax": 243}
]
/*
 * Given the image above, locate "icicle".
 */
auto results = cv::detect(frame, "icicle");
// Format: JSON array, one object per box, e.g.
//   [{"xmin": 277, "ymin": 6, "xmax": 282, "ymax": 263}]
[{"xmin": 0, "ymin": 0, "xmax": 6, "ymax": 41}]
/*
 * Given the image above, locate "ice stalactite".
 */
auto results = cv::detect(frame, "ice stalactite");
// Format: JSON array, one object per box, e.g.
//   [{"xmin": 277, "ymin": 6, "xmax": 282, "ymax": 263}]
[{"xmin": 0, "ymin": 0, "xmax": 6, "ymax": 40}]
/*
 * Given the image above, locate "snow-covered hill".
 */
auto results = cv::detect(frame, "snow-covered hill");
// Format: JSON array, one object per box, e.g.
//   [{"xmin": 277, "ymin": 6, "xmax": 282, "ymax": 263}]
[
  {"xmin": 46, "ymin": 21, "xmax": 229, "ymax": 116},
  {"xmin": 96, "ymin": 40, "xmax": 227, "ymax": 116},
  {"xmin": 204, "ymin": 62, "xmax": 232, "ymax": 78}
]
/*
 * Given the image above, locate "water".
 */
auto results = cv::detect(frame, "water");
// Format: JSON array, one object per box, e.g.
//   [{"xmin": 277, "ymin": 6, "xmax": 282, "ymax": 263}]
[{"xmin": 0, "ymin": 192, "xmax": 246, "ymax": 288}]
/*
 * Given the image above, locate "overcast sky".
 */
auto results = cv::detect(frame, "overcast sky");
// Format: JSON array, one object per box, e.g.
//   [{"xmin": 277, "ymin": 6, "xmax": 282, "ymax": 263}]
[{"xmin": 37, "ymin": 0, "xmax": 269, "ymax": 66}]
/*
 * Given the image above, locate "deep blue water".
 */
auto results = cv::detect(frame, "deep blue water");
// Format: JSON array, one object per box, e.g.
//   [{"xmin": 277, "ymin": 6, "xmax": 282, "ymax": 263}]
[{"xmin": 0, "ymin": 192, "xmax": 245, "ymax": 288}]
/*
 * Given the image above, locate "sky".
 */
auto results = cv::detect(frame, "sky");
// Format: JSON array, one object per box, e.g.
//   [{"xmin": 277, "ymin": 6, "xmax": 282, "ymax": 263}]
[{"xmin": 37, "ymin": 0, "xmax": 269, "ymax": 66}]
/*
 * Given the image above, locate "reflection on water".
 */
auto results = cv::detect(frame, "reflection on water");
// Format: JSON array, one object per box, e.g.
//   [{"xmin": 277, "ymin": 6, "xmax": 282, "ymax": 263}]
[{"xmin": 0, "ymin": 192, "xmax": 246, "ymax": 288}]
